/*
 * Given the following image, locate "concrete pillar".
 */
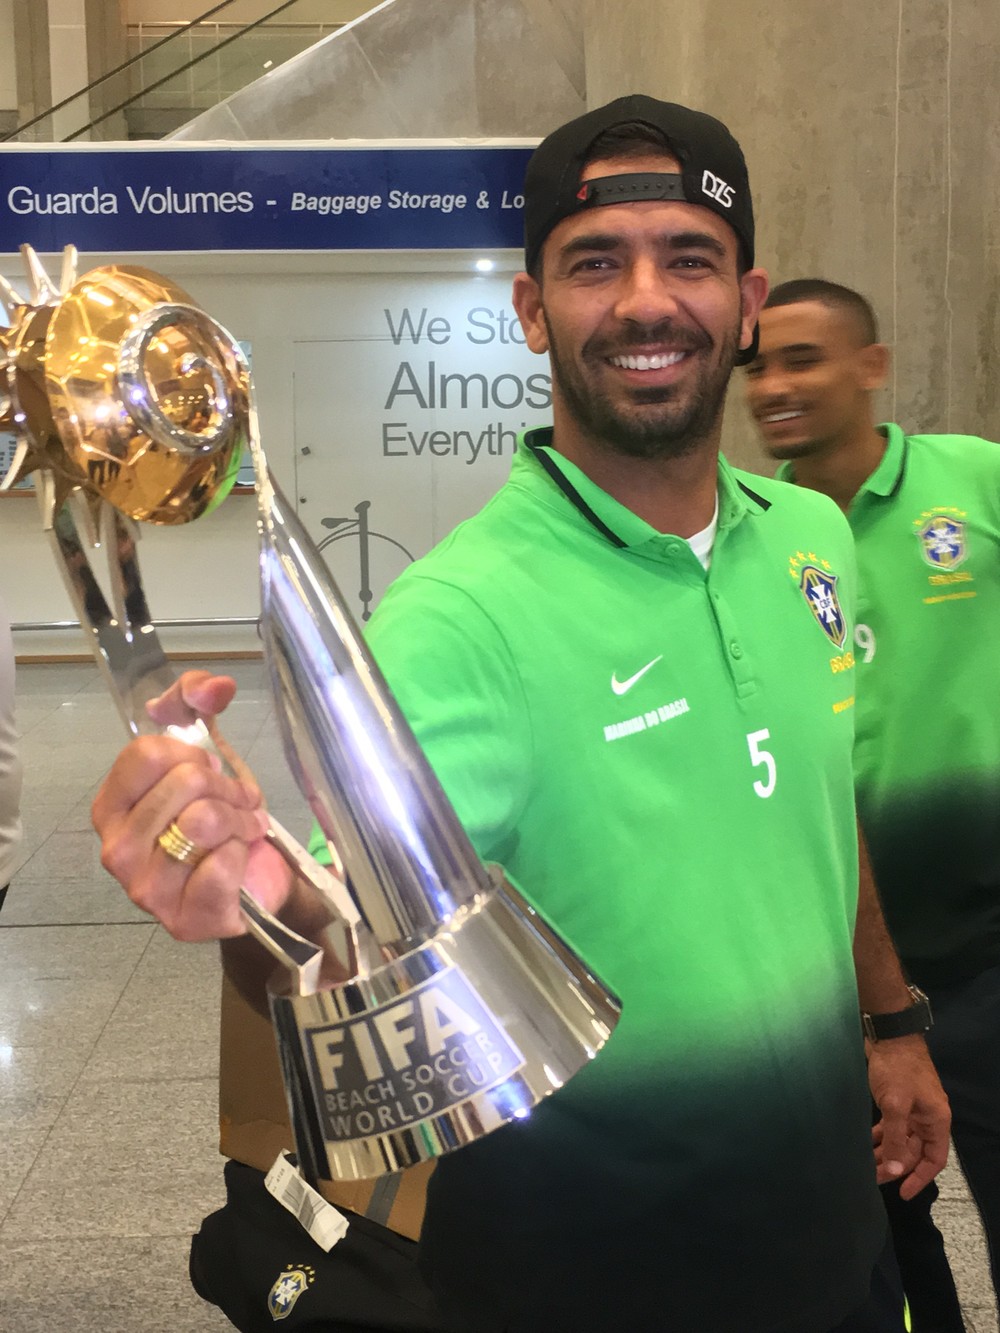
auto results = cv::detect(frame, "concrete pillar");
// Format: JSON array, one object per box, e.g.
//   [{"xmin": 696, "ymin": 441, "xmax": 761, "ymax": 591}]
[
  {"xmin": 0, "ymin": 0, "xmax": 17, "ymax": 129},
  {"xmin": 12, "ymin": 0, "xmax": 52, "ymax": 134},
  {"xmin": 85, "ymin": 0, "xmax": 129, "ymax": 140},
  {"xmin": 581, "ymin": 0, "xmax": 1000, "ymax": 471},
  {"xmin": 47, "ymin": 0, "xmax": 89, "ymax": 139},
  {"xmin": 9, "ymin": 0, "xmax": 129, "ymax": 143}
]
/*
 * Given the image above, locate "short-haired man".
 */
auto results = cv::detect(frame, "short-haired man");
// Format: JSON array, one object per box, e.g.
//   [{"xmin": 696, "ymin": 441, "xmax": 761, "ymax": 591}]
[
  {"xmin": 94, "ymin": 100, "xmax": 949, "ymax": 1333},
  {"xmin": 746, "ymin": 277, "xmax": 1000, "ymax": 1332}
]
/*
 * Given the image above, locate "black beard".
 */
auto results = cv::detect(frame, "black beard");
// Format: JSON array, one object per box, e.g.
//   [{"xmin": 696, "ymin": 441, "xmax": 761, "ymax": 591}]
[{"xmin": 546, "ymin": 318, "xmax": 741, "ymax": 460}]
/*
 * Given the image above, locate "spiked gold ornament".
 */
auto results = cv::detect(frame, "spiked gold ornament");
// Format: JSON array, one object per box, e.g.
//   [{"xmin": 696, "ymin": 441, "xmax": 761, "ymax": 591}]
[{"xmin": 0, "ymin": 244, "xmax": 244, "ymax": 523}]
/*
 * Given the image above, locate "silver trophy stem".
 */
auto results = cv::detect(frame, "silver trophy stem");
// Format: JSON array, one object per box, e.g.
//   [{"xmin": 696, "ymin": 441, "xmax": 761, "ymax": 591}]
[{"xmin": 251, "ymin": 453, "xmax": 495, "ymax": 952}]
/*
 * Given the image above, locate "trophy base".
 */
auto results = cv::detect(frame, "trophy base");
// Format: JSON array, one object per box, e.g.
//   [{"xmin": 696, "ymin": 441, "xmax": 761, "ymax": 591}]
[{"xmin": 267, "ymin": 869, "xmax": 620, "ymax": 1181}]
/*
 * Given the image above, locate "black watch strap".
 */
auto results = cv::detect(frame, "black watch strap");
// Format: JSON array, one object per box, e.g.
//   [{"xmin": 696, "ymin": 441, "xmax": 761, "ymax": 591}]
[{"xmin": 862, "ymin": 985, "xmax": 933, "ymax": 1042}]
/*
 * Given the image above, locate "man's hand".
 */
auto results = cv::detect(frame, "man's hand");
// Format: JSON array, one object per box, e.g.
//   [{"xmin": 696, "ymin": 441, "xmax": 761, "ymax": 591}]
[
  {"xmin": 92, "ymin": 670, "xmax": 294, "ymax": 941},
  {"xmin": 868, "ymin": 1034, "xmax": 951, "ymax": 1200}
]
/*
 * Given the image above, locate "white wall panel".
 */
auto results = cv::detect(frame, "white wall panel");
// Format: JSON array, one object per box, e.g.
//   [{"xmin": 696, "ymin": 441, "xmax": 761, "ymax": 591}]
[{"xmin": 0, "ymin": 250, "xmax": 537, "ymax": 658}]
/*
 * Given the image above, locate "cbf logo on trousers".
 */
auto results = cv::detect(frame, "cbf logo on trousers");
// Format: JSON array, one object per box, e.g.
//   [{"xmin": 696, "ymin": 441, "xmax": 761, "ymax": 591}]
[{"xmin": 268, "ymin": 1265, "xmax": 315, "ymax": 1322}]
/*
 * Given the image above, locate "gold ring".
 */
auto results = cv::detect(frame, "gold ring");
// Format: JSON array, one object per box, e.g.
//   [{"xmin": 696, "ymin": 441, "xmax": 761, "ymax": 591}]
[{"xmin": 156, "ymin": 820, "xmax": 207, "ymax": 868}]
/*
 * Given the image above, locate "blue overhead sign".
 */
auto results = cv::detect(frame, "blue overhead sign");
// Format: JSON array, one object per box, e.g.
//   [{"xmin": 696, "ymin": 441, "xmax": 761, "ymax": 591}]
[{"xmin": 0, "ymin": 145, "xmax": 534, "ymax": 253}]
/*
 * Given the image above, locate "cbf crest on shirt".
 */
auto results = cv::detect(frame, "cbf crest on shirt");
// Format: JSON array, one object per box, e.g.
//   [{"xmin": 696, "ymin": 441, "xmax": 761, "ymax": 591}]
[
  {"xmin": 911, "ymin": 505, "xmax": 976, "ymax": 602},
  {"xmin": 789, "ymin": 551, "xmax": 848, "ymax": 647},
  {"xmin": 917, "ymin": 509, "xmax": 968, "ymax": 571}
]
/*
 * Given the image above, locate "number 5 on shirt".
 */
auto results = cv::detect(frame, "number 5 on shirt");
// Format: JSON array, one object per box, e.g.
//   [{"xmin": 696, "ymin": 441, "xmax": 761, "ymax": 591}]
[{"xmin": 747, "ymin": 729, "xmax": 777, "ymax": 799}]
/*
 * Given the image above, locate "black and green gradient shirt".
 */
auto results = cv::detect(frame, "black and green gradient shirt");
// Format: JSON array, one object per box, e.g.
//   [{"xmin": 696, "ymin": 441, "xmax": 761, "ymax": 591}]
[
  {"xmin": 784, "ymin": 424, "xmax": 1000, "ymax": 988},
  {"xmin": 365, "ymin": 430, "xmax": 883, "ymax": 1332}
]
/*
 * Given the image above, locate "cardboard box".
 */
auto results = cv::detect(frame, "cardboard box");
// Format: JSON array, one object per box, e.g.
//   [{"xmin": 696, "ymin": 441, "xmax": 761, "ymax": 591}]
[{"xmin": 218, "ymin": 973, "xmax": 431, "ymax": 1242}]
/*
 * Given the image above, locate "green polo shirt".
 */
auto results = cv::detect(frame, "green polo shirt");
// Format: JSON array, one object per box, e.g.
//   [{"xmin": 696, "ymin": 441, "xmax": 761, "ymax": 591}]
[
  {"xmin": 359, "ymin": 429, "xmax": 882, "ymax": 1332},
  {"xmin": 782, "ymin": 424, "xmax": 1000, "ymax": 987}
]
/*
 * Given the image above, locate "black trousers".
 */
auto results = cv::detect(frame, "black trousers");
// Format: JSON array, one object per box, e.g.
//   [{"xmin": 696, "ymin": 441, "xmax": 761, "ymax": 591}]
[
  {"xmin": 825, "ymin": 1236, "xmax": 906, "ymax": 1332},
  {"xmin": 194, "ymin": 1161, "xmax": 907, "ymax": 1333},
  {"xmin": 880, "ymin": 962, "xmax": 1000, "ymax": 1333},
  {"xmin": 190, "ymin": 1161, "xmax": 443, "ymax": 1331},
  {"xmin": 881, "ymin": 1179, "xmax": 965, "ymax": 1333},
  {"xmin": 478, "ymin": 1242, "xmax": 905, "ymax": 1333}
]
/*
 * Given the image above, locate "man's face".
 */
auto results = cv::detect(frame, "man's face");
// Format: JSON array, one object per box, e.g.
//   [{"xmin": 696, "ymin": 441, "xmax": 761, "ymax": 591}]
[
  {"xmin": 512, "ymin": 154, "xmax": 767, "ymax": 459},
  {"xmin": 745, "ymin": 301, "xmax": 884, "ymax": 461}
]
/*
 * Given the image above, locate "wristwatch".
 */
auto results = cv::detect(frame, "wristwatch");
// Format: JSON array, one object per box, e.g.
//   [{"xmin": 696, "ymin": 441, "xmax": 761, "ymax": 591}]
[{"xmin": 861, "ymin": 985, "xmax": 933, "ymax": 1042}]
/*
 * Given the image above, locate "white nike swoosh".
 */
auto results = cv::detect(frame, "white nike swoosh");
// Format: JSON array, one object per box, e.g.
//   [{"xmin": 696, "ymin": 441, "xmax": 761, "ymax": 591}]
[{"xmin": 611, "ymin": 655, "xmax": 663, "ymax": 696}]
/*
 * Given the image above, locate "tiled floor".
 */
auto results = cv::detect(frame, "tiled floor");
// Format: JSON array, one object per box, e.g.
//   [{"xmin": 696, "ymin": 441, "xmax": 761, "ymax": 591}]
[
  {"xmin": 0, "ymin": 660, "xmax": 309, "ymax": 1333},
  {"xmin": 0, "ymin": 660, "xmax": 996, "ymax": 1331}
]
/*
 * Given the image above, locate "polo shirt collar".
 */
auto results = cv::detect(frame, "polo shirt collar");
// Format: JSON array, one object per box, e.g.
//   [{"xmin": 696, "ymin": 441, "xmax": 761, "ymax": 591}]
[
  {"xmin": 517, "ymin": 427, "xmax": 761, "ymax": 551},
  {"xmin": 863, "ymin": 423, "xmax": 907, "ymax": 497},
  {"xmin": 775, "ymin": 424, "xmax": 907, "ymax": 500}
]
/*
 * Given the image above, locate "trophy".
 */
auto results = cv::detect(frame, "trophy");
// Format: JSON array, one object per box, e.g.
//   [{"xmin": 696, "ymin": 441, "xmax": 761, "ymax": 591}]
[{"xmin": 0, "ymin": 245, "xmax": 620, "ymax": 1182}]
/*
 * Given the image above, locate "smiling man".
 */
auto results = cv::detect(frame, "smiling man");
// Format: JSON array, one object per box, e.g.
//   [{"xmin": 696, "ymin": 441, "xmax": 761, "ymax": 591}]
[
  {"xmin": 93, "ymin": 100, "xmax": 948, "ymax": 1333},
  {"xmin": 744, "ymin": 281, "xmax": 888, "ymax": 506},
  {"xmin": 747, "ymin": 278, "xmax": 1000, "ymax": 1333}
]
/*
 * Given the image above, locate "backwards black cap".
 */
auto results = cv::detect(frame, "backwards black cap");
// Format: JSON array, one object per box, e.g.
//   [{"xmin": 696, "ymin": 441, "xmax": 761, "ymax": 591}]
[{"xmin": 523, "ymin": 93, "xmax": 755, "ymax": 278}]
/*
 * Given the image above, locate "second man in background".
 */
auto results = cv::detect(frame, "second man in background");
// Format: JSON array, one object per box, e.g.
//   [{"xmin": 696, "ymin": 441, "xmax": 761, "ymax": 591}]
[{"xmin": 746, "ymin": 278, "xmax": 1000, "ymax": 1333}]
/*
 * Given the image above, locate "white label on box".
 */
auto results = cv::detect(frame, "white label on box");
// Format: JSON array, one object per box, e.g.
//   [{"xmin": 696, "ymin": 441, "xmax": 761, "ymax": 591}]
[{"xmin": 265, "ymin": 1152, "xmax": 350, "ymax": 1253}]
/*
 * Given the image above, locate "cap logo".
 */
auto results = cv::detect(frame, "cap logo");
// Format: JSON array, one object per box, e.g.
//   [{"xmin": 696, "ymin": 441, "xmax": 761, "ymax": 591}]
[
  {"xmin": 701, "ymin": 170, "xmax": 734, "ymax": 208},
  {"xmin": 576, "ymin": 183, "xmax": 590, "ymax": 201}
]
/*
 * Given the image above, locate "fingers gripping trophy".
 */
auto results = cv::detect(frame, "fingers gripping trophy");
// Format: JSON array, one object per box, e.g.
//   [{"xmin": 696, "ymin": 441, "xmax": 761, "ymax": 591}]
[{"xmin": 0, "ymin": 244, "xmax": 620, "ymax": 1185}]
